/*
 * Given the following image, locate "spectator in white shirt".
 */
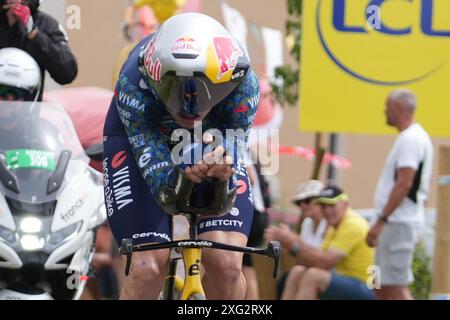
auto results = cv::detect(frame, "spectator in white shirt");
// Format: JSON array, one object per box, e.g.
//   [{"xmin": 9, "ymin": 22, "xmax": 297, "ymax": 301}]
[
  {"xmin": 265, "ymin": 180, "xmax": 327, "ymax": 299},
  {"xmin": 367, "ymin": 89, "xmax": 433, "ymax": 300}
]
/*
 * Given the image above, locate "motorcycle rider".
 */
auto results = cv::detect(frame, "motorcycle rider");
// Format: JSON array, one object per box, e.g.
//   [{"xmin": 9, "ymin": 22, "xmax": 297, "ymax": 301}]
[
  {"xmin": 0, "ymin": 47, "xmax": 61, "ymax": 151},
  {"xmin": 0, "ymin": 0, "xmax": 78, "ymax": 100},
  {"xmin": 0, "ymin": 47, "xmax": 105, "ymax": 300}
]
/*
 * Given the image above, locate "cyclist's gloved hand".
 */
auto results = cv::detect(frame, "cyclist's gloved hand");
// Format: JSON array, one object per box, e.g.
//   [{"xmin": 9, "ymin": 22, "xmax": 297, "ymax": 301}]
[
  {"xmin": 190, "ymin": 174, "xmax": 237, "ymax": 209},
  {"xmin": 178, "ymin": 142, "xmax": 208, "ymax": 171},
  {"xmin": 178, "ymin": 138, "xmax": 240, "ymax": 171},
  {"xmin": 158, "ymin": 168, "xmax": 237, "ymax": 217}
]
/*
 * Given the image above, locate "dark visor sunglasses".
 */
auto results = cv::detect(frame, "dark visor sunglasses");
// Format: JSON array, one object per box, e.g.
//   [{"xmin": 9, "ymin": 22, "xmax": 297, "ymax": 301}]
[{"xmin": 296, "ymin": 197, "xmax": 316, "ymax": 206}]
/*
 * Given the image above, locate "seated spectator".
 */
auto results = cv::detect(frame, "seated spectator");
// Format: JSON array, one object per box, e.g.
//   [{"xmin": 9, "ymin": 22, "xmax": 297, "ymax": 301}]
[
  {"xmin": 279, "ymin": 186, "xmax": 375, "ymax": 300},
  {"xmin": 292, "ymin": 180, "xmax": 328, "ymax": 247},
  {"xmin": 266, "ymin": 180, "xmax": 327, "ymax": 249},
  {"xmin": 265, "ymin": 180, "xmax": 327, "ymax": 298}
]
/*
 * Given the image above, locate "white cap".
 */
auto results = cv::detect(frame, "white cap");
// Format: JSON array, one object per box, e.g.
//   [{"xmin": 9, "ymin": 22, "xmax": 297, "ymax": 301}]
[{"xmin": 291, "ymin": 180, "xmax": 324, "ymax": 203}]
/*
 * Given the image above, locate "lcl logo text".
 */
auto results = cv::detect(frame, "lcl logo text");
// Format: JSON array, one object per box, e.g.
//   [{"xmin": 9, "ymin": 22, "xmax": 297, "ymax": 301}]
[{"xmin": 334, "ymin": 0, "xmax": 450, "ymax": 37}]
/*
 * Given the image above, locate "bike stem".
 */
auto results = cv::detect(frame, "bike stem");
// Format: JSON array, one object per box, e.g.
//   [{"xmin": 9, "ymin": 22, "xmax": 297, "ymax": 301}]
[{"xmin": 186, "ymin": 213, "xmax": 198, "ymax": 240}]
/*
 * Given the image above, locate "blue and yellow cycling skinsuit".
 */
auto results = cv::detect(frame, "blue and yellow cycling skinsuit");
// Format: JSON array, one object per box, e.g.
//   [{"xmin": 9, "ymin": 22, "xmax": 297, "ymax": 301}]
[{"xmin": 103, "ymin": 34, "xmax": 260, "ymax": 245}]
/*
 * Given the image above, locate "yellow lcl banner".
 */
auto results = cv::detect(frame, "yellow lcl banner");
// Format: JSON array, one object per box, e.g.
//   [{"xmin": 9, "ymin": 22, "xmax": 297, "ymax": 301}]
[{"xmin": 299, "ymin": 0, "xmax": 450, "ymax": 136}]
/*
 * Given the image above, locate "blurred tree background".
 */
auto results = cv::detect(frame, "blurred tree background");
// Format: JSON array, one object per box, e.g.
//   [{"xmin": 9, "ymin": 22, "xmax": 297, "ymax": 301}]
[{"xmin": 271, "ymin": 0, "xmax": 302, "ymax": 106}]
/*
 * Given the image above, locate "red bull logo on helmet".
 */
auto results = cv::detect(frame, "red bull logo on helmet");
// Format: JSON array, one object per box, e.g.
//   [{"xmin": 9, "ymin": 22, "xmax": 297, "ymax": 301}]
[
  {"xmin": 171, "ymin": 36, "xmax": 201, "ymax": 59},
  {"xmin": 206, "ymin": 36, "xmax": 243, "ymax": 84},
  {"xmin": 142, "ymin": 34, "xmax": 162, "ymax": 82},
  {"xmin": 214, "ymin": 37, "xmax": 243, "ymax": 79}
]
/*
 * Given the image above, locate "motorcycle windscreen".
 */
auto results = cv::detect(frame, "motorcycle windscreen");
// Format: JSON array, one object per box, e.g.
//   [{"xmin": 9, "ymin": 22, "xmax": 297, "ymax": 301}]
[{"xmin": 0, "ymin": 101, "xmax": 89, "ymax": 204}]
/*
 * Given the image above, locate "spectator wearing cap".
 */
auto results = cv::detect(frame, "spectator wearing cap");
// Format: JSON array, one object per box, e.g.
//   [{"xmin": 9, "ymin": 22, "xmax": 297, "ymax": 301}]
[
  {"xmin": 279, "ymin": 186, "xmax": 374, "ymax": 300},
  {"xmin": 292, "ymin": 180, "xmax": 328, "ymax": 248},
  {"xmin": 266, "ymin": 180, "xmax": 327, "ymax": 250},
  {"xmin": 265, "ymin": 180, "xmax": 327, "ymax": 299}
]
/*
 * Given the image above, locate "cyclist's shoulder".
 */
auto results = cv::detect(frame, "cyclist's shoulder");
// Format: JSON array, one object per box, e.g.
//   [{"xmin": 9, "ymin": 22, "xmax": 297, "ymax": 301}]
[
  {"xmin": 235, "ymin": 70, "xmax": 260, "ymax": 97},
  {"xmin": 115, "ymin": 44, "xmax": 164, "ymax": 115},
  {"xmin": 221, "ymin": 71, "xmax": 260, "ymax": 108},
  {"xmin": 117, "ymin": 33, "xmax": 156, "ymax": 89},
  {"xmin": 211, "ymin": 71, "xmax": 259, "ymax": 126}
]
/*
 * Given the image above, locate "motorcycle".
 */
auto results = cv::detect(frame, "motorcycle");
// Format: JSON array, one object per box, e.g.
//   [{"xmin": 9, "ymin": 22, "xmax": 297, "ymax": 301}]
[{"xmin": 0, "ymin": 101, "xmax": 106, "ymax": 300}]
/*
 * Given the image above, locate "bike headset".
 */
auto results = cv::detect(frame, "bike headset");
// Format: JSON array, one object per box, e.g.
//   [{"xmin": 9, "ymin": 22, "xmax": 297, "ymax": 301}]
[
  {"xmin": 0, "ymin": 47, "xmax": 41, "ymax": 103},
  {"xmin": 139, "ymin": 12, "xmax": 251, "ymax": 216}
]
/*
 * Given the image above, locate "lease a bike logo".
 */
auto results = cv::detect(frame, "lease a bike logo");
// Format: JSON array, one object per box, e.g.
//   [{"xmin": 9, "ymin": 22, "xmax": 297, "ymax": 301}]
[
  {"xmin": 112, "ymin": 150, "xmax": 127, "ymax": 169},
  {"xmin": 138, "ymin": 147, "xmax": 152, "ymax": 168},
  {"xmin": 236, "ymin": 179, "xmax": 247, "ymax": 194},
  {"xmin": 316, "ymin": 0, "xmax": 449, "ymax": 85},
  {"xmin": 188, "ymin": 259, "xmax": 201, "ymax": 276},
  {"xmin": 234, "ymin": 104, "xmax": 249, "ymax": 113},
  {"xmin": 104, "ymin": 151, "xmax": 134, "ymax": 215}
]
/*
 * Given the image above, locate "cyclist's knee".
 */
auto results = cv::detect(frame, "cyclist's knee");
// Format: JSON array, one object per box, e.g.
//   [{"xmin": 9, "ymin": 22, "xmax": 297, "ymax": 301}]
[
  {"xmin": 120, "ymin": 250, "xmax": 169, "ymax": 299},
  {"xmin": 127, "ymin": 250, "xmax": 169, "ymax": 281},
  {"xmin": 203, "ymin": 250, "xmax": 243, "ymax": 282},
  {"xmin": 200, "ymin": 231, "xmax": 247, "ymax": 284}
]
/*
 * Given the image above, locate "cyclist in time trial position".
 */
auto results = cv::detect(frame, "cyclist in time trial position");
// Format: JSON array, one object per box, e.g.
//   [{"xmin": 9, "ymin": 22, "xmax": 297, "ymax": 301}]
[{"xmin": 103, "ymin": 12, "xmax": 260, "ymax": 299}]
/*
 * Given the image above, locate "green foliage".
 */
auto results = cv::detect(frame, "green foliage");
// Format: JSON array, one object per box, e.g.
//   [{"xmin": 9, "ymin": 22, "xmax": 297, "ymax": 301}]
[
  {"xmin": 409, "ymin": 242, "xmax": 432, "ymax": 300},
  {"xmin": 271, "ymin": 0, "xmax": 302, "ymax": 106},
  {"xmin": 286, "ymin": 0, "xmax": 302, "ymax": 62},
  {"xmin": 272, "ymin": 66, "xmax": 299, "ymax": 106}
]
